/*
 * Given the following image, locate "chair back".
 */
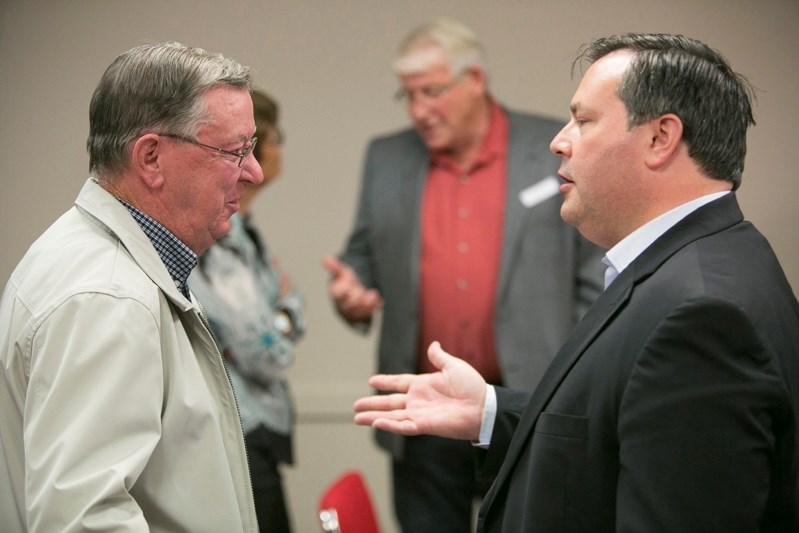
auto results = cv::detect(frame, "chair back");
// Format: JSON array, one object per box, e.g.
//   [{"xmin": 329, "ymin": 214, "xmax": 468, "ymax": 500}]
[{"xmin": 318, "ymin": 470, "xmax": 380, "ymax": 533}]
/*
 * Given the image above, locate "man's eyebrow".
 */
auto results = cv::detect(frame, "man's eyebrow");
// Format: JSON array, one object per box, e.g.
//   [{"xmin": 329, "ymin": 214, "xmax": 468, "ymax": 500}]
[{"xmin": 230, "ymin": 132, "xmax": 257, "ymax": 146}]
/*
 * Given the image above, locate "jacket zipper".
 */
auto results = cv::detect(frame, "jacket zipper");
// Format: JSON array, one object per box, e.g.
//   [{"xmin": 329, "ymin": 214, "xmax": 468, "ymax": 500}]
[{"xmin": 195, "ymin": 296, "xmax": 257, "ymax": 530}]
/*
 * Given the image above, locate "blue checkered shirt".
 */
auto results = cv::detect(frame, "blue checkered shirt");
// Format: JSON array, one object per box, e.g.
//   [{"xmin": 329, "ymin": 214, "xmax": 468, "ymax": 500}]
[{"xmin": 118, "ymin": 200, "xmax": 197, "ymax": 299}]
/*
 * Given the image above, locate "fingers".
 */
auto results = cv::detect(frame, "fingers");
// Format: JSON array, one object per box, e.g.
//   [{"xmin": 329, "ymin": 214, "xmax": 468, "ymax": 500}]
[
  {"xmin": 372, "ymin": 418, "xmax": 420, "ymax": 436},
  {"xmin": 322, "ymin": 256, "xmax": 359, "ymax": 299},
  {"xmin": 333, "ymin": 279, "xmax": 368, "ymax": 305},
  {"xmin": 353, "ymin": 412, "xmax": 420, "ymax": 436},
  {"xmin": 427, "ymin": 340, "xmax": 454, "ymax": 370},
  {"xmin": 360, "ymin": 288, "xmax": 384, "ymax": 309},
  {"xmin": 353, "ymin": 391, "xmax": 408, "ymax": 412},
  {"xmin": 321, "ymin": 255, "xmax": 342, "ymax": 276},
  {"xmin": 353, "ymin": 392, "xmax": 420, "ymax": 435},
  {"xmin": 322, "ymin": 258, "xmax": 383, "ymax": 321},
  {"xmin": 352, "ymin": 393, "xmax": 421, "ymax": 436},
  {"xmin": 352, "ymin": 373, "xmax": 419, "ymax": 416},
  {"xmin": 323, "ymin": 255, "xmax": 360, "ymax": 301},
  {"xmin": 366, "ymin": 373, "xmax": 414, "ymax": 393}
]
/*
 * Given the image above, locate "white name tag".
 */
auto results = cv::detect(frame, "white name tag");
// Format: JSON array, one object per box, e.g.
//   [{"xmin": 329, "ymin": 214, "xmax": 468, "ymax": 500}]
[{"xmin": 519, "ymin": 175, "xmax": 561, "ymax": 208}]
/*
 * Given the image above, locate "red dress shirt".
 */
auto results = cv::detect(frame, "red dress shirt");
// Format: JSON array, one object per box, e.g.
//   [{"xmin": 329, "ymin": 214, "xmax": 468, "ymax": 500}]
[{"xmin": 417, "ymin": 102, "xmax": 508, "ymax": 384}]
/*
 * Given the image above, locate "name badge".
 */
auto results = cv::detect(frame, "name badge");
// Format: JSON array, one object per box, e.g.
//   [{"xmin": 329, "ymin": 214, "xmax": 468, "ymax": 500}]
[{"xmin": 519, "ymin": 175, "xmax": 560, "ymax": 208}]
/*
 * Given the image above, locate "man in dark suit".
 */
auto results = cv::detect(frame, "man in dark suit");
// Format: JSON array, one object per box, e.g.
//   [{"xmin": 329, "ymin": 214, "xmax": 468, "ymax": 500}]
[
  {"xmin": 323, "ymin": 17, "xmax": 603, "ymax": 533},
  {"xmin": 354, "ymin": 33, "xmax": 799, "ymax": 532}
]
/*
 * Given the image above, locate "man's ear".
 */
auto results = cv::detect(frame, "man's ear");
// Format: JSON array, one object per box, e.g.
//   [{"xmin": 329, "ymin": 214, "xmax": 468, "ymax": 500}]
[
  {"xmin": 130, "ymin": 133, "xmax": 165, "ymax": 188},
  {"xmin": 645, "ymin": 113, "xmax": 683, "ymax": 170},
  {"xmin": 464, "ymin": 65, "xmax": 487, "ymax": 95}
]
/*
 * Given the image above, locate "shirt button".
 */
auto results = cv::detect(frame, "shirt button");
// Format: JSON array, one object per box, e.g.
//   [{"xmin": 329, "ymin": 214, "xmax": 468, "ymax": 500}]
[
  {"xmin": 457, "ymin": 243, "xmax": 469, "ymax": 253},
  {"xmin": 458, "ymin": 208, "xmax": 470, "ymax": 218},
  {"xmin": 456, "ymin": 279, "xmax": 468, "ymax": 290}
]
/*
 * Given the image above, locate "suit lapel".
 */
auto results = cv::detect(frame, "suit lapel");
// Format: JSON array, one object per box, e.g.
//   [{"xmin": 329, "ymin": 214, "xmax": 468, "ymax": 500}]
[
  {"xmin": 406, "ymin": 139, "xmax": 432, "ymax": 303},
  {"xmin": 482, "ymin": 270, "xmax": 633, "ymax": 514},
  {"xmin": 496, "ymin": 113, "xmax": 545, "ymax": 297}
]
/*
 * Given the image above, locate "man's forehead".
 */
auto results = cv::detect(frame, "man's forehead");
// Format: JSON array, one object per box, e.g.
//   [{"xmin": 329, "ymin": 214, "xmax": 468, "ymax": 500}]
[
  {"xmin": 571, "ymin": 51, "xmax": 633, "ymax": 105},
  {"xmin": 199, "ymin": 87, "xmax": 256, "ymax": 141},
  {"xmin": 585, "ymin": 50, "xmax": 634, "ymax": 82},
  {"xmin": 202, "ymin": 84, "xmax": 251, "ymax": 104}
]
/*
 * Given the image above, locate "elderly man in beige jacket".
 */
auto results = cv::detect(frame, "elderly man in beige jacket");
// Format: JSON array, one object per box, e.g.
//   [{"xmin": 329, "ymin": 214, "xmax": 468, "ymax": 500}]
[{"xmin": 0, "ymin": 42, "xmax": 263, "ymax": 532}]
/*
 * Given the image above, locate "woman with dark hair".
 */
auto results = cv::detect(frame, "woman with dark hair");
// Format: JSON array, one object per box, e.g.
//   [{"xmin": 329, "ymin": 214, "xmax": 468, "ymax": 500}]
[{"xmin": 190, "ymin": 89, "xmax": 303, "ymax": 533}]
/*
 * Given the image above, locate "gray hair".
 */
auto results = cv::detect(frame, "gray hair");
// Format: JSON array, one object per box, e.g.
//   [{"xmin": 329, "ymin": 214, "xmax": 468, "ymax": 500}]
[
  {"xmin": 87, "ymin": 42, "xmax": 252, "ymax": 176},
  {"xmin": 392, "ymin": 18, "xmax": 488, "ymax": 78},
  {"xmin": 576, "ymin": 33, "xmax": 755, "ymax": 190}
]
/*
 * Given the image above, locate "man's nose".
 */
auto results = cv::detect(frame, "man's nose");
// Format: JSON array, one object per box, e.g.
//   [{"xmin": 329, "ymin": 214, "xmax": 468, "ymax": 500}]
[
  {"xmin": 241, "ymin": 152, "xmax": 264, "ymax": 184},
  {"xmin": 550, "ymin": 127, "xmax": 571, "ymax": 157}
]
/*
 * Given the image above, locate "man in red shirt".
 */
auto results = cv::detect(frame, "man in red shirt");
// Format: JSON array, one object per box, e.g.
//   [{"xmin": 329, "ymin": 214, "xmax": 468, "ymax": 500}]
[{"xmin": 323, "ymin": 18, "xmax": 603, "ymax": 533}]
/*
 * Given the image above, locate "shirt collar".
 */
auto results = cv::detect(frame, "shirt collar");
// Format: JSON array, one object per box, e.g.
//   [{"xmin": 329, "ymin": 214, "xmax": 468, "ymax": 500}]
[
  {"xmin": 117, "ymin": 199, "xmax": 198, "ymax": 298},
  {"xmin": 430, "ymin": 99, "xmax": 507, "ymax": 173},
  {"xmin": 602, "ymin": 191, "xmax": 730, "ymax": 288}
]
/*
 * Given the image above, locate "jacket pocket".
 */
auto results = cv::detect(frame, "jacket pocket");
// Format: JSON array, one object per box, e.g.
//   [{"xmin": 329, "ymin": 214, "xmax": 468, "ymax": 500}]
[
  {"xmin": 524, "ymin": 412, "xmax": 590, "ymax": 531},
  {"xmin": 535, "ymin": 412, "xmax": 588, "ymax": 440}
]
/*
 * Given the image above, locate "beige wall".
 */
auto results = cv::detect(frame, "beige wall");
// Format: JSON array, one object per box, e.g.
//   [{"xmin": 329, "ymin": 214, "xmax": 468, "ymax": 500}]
[{"xmin": 1, "ymin": 1, "xmax": 797, "ymax": 531}]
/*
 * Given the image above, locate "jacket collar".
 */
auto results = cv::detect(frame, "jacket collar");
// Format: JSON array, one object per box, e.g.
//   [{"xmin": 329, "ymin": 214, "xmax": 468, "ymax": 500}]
[
  {"xmin": 74, "ymin": 178, "xmax": 194, "ymax": 311},
  {"xmin": 497, "ymin": 110, "xmax": 559, "ymax": 295}
]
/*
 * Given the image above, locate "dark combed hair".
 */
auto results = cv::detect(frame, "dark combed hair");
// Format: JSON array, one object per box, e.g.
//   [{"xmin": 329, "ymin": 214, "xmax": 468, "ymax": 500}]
[{"xmin": 576, "ymin": 33, "xmax": 756, "ymax": 189}]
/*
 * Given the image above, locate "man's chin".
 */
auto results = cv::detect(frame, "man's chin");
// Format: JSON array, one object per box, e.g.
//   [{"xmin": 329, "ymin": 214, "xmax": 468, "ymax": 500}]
[
  {"xmin": 424, "ymin": 138, "xmax": 455, "ymax": 155},
  {"xmin": 418, "ymin": 128, "xmax": 448, "ymax": 150},
  {"xmin": 559, "ymin": 202, "xmax": 579, "ymax": 228},
  {"xmin": 211, "ymin": 219, "xmax": 234, "ymax": 242}
]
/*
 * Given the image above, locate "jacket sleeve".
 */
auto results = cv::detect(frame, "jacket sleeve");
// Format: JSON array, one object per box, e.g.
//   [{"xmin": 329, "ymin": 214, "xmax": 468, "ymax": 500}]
[
  {"xmin": 480, "ymin": 387, "xmax": 532, "ymax": 480},
  {"xmin": 339, "ymin": 139, "xmax": 379, "ymax": 289},
  {"xmin": 335, "ymin": 139, "xmax": 384, "ymax": 333},
  {"xmin": 616, "ymin": 296, "xmax": 788, "ymax": 531},
  {"xmin": 25, "ymin": 293, "xmax": 162, "ymax": 532}
]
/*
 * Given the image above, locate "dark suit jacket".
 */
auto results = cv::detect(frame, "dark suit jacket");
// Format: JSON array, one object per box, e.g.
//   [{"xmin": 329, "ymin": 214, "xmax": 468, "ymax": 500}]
[
  {"xmin": 339, "ymin": 109, "xmax": 605, "ymax": 457},
  {"xmin": 477, "ymin": 193, "xmax": 799, "ymax": 532}
]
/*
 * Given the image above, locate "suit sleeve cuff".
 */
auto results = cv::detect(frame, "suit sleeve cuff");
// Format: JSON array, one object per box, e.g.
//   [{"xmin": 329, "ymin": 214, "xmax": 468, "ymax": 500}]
[{"xmin": 473, "ymin": 384, "xmax": 497, "ymax": 449}]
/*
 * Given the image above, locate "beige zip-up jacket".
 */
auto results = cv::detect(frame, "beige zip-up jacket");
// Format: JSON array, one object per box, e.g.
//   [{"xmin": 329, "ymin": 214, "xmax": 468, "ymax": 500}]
[{"xmin": 0, "ymin": 179, "xmax": 257, "ymax": 532}]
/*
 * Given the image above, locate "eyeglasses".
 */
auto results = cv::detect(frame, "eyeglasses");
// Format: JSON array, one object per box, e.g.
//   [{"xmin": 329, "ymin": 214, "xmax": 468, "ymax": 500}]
[
  {"xmin": 159, "ymin": 133, "xmax": 258, "ymax": 167},
  {"xmin": 394, "ymin": 74, "xmax": 465, "ymax": 105}
]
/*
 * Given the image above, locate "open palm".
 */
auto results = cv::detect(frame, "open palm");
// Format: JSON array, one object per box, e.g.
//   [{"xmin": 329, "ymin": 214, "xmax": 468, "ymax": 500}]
[{"xmin": 353, "ymin": 341, "xmax": 487, "ymax": 441}]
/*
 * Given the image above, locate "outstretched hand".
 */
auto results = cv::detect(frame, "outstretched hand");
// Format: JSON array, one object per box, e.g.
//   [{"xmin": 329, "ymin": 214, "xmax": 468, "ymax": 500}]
[{"xmin": 353, "ymin": 341, "xmax": 487, "ymax": 441}]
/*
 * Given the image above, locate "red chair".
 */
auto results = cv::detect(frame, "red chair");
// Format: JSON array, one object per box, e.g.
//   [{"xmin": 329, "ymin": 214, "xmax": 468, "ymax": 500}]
[{"xmin": 318, "ymin": 470, "xmax": 381, "ymax": 533}]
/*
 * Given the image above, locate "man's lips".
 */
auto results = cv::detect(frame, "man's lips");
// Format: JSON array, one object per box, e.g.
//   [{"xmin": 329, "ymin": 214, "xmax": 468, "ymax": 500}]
[
  {"xmin": 415, "ymin": 120, "xmax": 438, "ymax": 136},
  {"xmin": 558, "ymin": 172, "xmax": 574, "ymax": 192},
  {"xmin": 417, "ymin": 126, "xmax": 435, "ymax": 139}
]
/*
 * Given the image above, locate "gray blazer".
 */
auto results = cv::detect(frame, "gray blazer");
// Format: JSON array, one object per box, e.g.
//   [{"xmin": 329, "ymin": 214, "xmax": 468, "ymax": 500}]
[{"xmin": 339, "ymin": 109, "xmax": 605, "ymax": 456}]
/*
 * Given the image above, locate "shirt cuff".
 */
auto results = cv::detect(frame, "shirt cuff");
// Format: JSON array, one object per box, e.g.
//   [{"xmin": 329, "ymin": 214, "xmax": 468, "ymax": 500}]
[{"xmin": 473, "ymin": 384, "xmax": 497, "ymax": 449}]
